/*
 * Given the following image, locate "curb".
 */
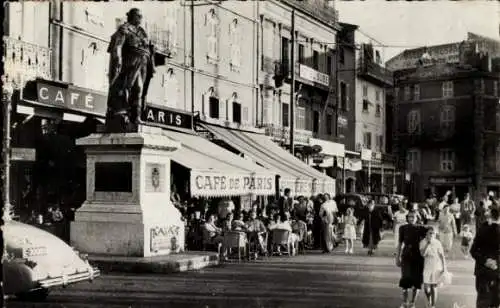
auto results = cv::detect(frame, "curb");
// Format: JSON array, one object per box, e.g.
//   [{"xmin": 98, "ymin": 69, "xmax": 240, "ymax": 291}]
[{"xmin": 89, "ymin": 253, "xmax": 220, "ymax": 274}]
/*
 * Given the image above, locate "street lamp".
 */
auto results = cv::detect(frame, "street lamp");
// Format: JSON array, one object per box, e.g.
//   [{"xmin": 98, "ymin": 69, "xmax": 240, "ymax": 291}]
[{"xmin": 2, "ymin": 76, "xmax": 15, "ymax": 222}]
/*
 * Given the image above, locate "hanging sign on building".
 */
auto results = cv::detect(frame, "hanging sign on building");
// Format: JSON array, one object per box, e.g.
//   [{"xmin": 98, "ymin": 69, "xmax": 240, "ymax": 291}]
[
  {"xmin": 10, "ymin": 148, "xmax": 36, "ymax": 161},
  {"xmin": 190, "ymin": 171, "xmax": 275, "ymax": 196},
  {"xmin": 299, "ymin": 64, "xmax": 330, "ymax": 87},
  {"xmin": 361, "ymin": 149, "xmax": 372, "ymax": 161},
  {"xmin": 35, "ymin": 80, "xmax": 107, "ymax": 117},
  {"xmin": 142, "ymin": 104, "xmax": 193, "ymax": 130},
  {"xmin": 429, "ymin": 177, "xmax": 472, "ymax": 184}
]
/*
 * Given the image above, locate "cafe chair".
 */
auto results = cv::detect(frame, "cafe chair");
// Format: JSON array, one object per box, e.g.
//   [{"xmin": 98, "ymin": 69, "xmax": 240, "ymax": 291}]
[
  {"xmin": 271, "ymin": 229, "xmax": 293, "ymax": 256},
  {"xmin": 223, "ymin": 231, "xmax": 248, "ymax": 262}
]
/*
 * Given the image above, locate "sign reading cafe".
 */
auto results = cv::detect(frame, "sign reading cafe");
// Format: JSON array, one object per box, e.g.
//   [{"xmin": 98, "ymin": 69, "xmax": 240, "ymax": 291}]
[
  {"xmin": 36, "ymin": 80, "xmax": 107, "ymax": 116},
  {"xmin": 190, "ymin": 171, "xmax": 275, "ymax": 196}
]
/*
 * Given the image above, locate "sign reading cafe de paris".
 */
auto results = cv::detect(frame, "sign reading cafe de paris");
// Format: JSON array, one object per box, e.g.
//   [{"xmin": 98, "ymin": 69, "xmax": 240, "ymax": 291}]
[{"xmin": 191, "ymin": 172, "xmax": 275, "ymax": 196}]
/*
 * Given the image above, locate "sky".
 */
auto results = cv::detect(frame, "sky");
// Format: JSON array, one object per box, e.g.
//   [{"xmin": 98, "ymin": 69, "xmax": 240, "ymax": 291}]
[{"xmin": 336, "ymin": 0, "xmax": 500, "ymax": 61}]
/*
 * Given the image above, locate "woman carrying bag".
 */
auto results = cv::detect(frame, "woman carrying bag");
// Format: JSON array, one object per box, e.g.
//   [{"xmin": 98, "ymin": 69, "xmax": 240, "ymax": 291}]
[{"xmin": 420, "ymin": 226, "xmax": 449, "ymax": 308}]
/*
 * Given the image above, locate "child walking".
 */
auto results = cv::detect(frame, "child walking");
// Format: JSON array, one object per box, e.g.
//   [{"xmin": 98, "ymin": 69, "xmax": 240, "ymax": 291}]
[
  {"xmin": 459, "ymin": 224, "xmax": 474, "ymax": 259},
  {"xmin": 419, "ymin": 227, "xmax": 447, "ymax": 308},
  {"xmin": 343, "ymin": 207, "xmax": 357, "ymax": 254}
]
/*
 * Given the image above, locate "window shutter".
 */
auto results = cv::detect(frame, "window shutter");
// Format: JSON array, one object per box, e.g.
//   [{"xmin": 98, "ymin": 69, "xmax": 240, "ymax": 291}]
[
  {"xmin": 243, "ymin": 106, "xmax": 249, "ymax": 124},
  {"xmin": 219, "ymin": 99, "xmax": 226, "ymax": 120},
  {"xmin": 346, "ymin": 84, "xmax": 350, "ymax": 111},
  {"xmin": 201, "ymin": 94, "xmax": 206, "ymax": 115}
]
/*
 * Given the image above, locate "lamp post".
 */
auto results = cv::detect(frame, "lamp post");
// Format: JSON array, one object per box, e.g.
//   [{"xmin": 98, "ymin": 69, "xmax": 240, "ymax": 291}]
[{"xmin": 2, "ymin": 78, "xmax": 14, "ymax": 222}]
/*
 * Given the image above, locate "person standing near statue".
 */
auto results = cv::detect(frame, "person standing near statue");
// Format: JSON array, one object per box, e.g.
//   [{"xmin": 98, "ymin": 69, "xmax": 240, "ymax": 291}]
[{"xmin": 106, "ymin": 8, "xmax": 156, "ymax": 132}]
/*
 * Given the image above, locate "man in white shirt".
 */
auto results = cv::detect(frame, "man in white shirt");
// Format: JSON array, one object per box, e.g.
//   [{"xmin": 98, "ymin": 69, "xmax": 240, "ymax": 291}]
[{"xmin": 319, "ymin": 194, "xmax": 338, "ymax": 218}]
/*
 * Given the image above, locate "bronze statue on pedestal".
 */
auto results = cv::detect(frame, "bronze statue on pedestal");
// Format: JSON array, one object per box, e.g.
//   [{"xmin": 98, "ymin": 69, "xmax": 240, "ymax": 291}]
[{"xmin": 105, "ymin": 8, "xmax": 156, "ymax": 132}]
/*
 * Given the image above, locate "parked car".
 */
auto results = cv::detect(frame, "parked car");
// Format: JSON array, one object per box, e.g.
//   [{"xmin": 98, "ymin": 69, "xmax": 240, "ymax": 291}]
[{"xmin": 3, "ymin": 220, "xmax": 100, "ymax": 301}]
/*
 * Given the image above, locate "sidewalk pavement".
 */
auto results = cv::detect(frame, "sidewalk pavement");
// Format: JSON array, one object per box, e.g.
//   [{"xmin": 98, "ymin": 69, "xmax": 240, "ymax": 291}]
[{"xmin": 88, "ymin": 251, "xmax": 220, "ymax": 274}]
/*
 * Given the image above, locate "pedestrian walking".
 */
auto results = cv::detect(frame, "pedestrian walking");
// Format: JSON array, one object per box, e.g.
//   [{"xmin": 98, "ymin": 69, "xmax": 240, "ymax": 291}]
[
  {"xmin": 342, "ymin": 207, "xmax": 357, "ymax": 254},
  {"xmin": 461, "ymin": 193, "xmax": 475, "ymax": 226},
  {"xmin": 470, "ymin": 207, "xmax": 500, "ymax": 308},
  {"xmin": 393, "ymin": 202, "xmax": 409, "ymax": 250},
  {"xmin": 450, "ymin": 197, "xmax": 462, "ymax": 233},
  {"xmin": 419, "ymin": 226, "xmax": 447, "ymax": 308},
  {"xmin": 475, "ymin": 200, "xmax": 490, "ymax": 235},
  {"xmin": 360, "ymin": 200, "xmax": 384, "ymax": 256},
  {"xmin": 459, "ymin": 224, "xmax": 474, "ymax": 259},
  {"xmin": 437, "ymin": 205, "xmax": 457, "ymax": 255},
  {"xmin": 319, "ymin": 194, "xmax": 339, "ymax": 253},
  {"xmin": 396, "ymin": 211, "xmax": 429, "ymax": 308}
]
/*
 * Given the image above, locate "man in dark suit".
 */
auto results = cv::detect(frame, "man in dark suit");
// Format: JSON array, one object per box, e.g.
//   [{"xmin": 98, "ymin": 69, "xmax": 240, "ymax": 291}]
[
  {"xmin": 470, "ymin": 207, "xmax": 500, "ymax": 308},
  {"xmin": 279, "ymin": 188, "xmax": 293, "ymax": 216}
]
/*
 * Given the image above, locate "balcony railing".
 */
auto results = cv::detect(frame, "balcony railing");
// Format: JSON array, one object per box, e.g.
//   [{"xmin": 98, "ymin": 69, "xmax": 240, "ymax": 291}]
[
  {"xmin": 3, "ymin": 36, "xmax": 52, "ymax": 87},
  {"xmin": 357, "ymin": 58, "xmax": 393, "ymax": 87},
  {"xmin": 144, "ymin": 22, "xmax": 176, "ymax": 57},
  {"xmin": 260, "ymin": 124, "xmax": 312, "ymax": 145}
]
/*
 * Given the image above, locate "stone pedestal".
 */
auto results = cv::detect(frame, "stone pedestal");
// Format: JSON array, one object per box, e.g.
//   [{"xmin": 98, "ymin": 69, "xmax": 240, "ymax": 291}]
[{"xmin": 71, "ymin": 125, "xmax": 185, "ymax": 257}]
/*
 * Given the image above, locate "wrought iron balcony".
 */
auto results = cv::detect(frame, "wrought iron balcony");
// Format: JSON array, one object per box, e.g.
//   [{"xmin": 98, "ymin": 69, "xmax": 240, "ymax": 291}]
[
  {"xmin": 3, "ymin": 36, "xmax": 52, "ymax": 87},
  {"xmin": 357, "ymin": 58, "xmax": 393, "ymax": 87},
  {"xmin": 144, "ymin": 21, "xmax": 176, "ymax": 58},
  {"xmin": 280, "ymin": 0, "xmax": 338, "ymax": 27}
]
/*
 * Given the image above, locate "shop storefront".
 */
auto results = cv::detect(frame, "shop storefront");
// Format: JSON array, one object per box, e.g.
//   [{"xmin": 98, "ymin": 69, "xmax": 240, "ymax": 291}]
[
  {"xmin": 11, "ymin": 78, "xmax": 107, "ymax": 222},
  {"xmin": 198, "ymin": 122, "xmax": 336, "ymax": 198},
  {"xmin": 429, "ymin": 176, "xmax": 473, "ymax": 200}
]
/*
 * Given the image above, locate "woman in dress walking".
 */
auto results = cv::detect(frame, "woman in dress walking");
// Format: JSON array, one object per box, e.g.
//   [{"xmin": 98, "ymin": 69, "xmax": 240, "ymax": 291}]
[
  {"xmin": 396, "ymin": 211, "xmax": 429, "ymax": 308},
  {"xmin": 438, "ymin": 205, "xmax": 457, "ymax": 255},
  {"xmin": 419, "ymin": 226, "xmax": 447, "ymax": 308},
  {"xmin": 393, "ymin": 202, "xmax": 409, "ymax": 251},
  {"xmin": 343, "ymin": 207, "xmax": 357, "ymax": 254}
]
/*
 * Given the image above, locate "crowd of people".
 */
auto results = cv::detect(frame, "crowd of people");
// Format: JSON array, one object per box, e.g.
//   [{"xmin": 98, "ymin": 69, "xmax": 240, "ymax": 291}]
[
  {"xmin": 393, "ymin": 190, "xmax": 500, "ymax": 308},
  {"xmin": 183, "ymin": 189, "xmax": 347, "ymax": 258},
  {"xmin": 182, "ymin": 187, "xmax": 395, "ymax": 261}
]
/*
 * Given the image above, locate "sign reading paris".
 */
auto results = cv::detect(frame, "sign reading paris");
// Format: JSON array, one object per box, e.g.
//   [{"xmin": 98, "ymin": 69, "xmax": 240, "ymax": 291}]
[{"xmin": 142, "ymin": 105, "xmax": 193, "ymax": 130}]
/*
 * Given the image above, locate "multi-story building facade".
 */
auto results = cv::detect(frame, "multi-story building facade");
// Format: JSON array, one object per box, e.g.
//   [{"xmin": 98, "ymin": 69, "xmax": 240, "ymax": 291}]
[
  {"xmin": 257, "ymin": 0, "xmax": 347, "ymax": 190},
  {"xmin": 3, "ymin": 1, "xmax": 342, "ymax": 220},
  {"xmin": 389, "ymin": 37, "xmax": 500, "ymax": 202},
  {"xmin": 3, "ymin": 0, "xmax": 262, "ymax": 218},
  {"xmin": 353, "ymin": 30, "xmax": 395, "ymax": 193}
]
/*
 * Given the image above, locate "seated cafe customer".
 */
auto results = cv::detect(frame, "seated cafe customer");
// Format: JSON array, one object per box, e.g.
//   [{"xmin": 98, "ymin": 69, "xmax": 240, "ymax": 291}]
[
  {"xmin": 202, "ymin": 214, "xmax": 224, "ymax": 251},
  {"xmin": 232, "ymin": 212, "xmax": 247, "ymax": 231},
  {"xmin": 246, "ymin": 210, "xmax": 267, "ymax": 256}
]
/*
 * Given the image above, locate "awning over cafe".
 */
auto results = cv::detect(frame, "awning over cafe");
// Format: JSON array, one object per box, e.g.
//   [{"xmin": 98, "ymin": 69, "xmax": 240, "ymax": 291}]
[
  {"xmin": 165, "ymin": 130, "xmax": 276, "ymax": 197},
  {"xmin": 200, "ymin": 123, "xmax": 336, "ymax": 196}
]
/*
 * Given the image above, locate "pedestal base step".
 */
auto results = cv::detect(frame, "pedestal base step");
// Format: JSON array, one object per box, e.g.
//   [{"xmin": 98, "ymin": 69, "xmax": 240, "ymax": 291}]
[{"xmin": 88, "ymin": 251, "xmax": 220, "ymax": 274}]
